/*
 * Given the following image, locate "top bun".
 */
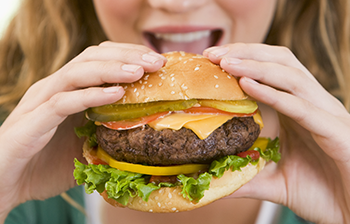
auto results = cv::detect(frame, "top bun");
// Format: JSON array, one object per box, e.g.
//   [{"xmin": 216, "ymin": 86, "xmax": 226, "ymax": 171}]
[{"xmin": 115, "ymin": 51, "xmax": 247, "ymax": 104}]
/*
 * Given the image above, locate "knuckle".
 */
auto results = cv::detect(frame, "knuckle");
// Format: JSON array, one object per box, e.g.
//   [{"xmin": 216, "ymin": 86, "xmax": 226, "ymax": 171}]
[
  {"xmin": 99, "ymin": 41, "xmax": 113, "ymax": 47},
  {"xmin": 47, "ymin": 93, "xmax": 66, "ymax": 117},
  {"xmin": 81, "ymin": 45, "xmax": 99, "ymax": 59},
  {"xmin": 277, "ymin": 46, "xmax": 294, "ymax": 58}
]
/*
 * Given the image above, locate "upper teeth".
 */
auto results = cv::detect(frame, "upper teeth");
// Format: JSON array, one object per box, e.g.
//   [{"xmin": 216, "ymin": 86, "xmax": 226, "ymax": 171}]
[{"xmin": 155, "ymin": 30, "xmax": 210, "ymax": 43}]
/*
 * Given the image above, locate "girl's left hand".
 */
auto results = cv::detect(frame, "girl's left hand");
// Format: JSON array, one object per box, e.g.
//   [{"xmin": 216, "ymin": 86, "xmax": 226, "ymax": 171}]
[{"xmin": 204, "ymin": 43, "xmax": 350, "ymax": 224}]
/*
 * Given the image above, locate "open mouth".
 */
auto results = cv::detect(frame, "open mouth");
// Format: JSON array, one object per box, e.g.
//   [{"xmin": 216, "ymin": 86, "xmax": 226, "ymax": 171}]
[{"xmin": 144, "ymin": 29, "xmax": 223, "ymax": 54}]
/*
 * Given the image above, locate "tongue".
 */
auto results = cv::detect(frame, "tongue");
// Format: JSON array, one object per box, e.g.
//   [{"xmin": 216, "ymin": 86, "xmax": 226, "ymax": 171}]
[{"xmin": 156, "ymin": 37, "xmax": 212, "ymax": 54}]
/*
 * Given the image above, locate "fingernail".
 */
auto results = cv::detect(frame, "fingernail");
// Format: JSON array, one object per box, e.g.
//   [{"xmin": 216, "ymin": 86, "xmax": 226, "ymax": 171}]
[
  {"xmin": 225, "ymin": 57, "xmax": 242, "ymax": 65},
  {"xmin": 122, "ymin": 64, "xmax": 141, "ymax": 73},
  {"xmin": 142, "ymin": 52, "xmax": 165, "ymax": 64},
  {"xmin": 207, "ymin": 46, "xmax": 229, "ymax": 57},
  {"xmin": 103, "ymin": 86, "xmax": 121, "ymax": 93}
]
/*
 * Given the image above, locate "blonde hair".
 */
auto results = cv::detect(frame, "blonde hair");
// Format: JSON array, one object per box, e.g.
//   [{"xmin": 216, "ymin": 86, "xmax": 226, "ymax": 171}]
[
  {"xmin": 0, "ymin": 0, "xmax": 349, "ymax": 120},
  {"xmin": 265, "ymin": 0, "xmax": 350, "ymax": 107},
  {"xmin": 0, "ymin": 0, "xmax": 106, "ymax": 119}
]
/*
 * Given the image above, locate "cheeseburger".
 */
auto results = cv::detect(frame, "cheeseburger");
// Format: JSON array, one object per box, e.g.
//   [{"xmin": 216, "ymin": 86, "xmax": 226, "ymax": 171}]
[{"xmin": 74, "ymin": 51, "xmax": 280, "ymax": 213}]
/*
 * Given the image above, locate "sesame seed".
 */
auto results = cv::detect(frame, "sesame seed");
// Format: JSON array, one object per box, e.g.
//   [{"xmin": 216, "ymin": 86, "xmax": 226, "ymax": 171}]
[
  {"xmin": 136, "ymin": 92, "xmax": 139, "ymax": 97},
  {"xmin": 222, "ymin": 69, "xmax": 225, "ymax": 72},
  {"xmin": 141, "ymin": 85, "xmax": 145, "ymax": 90},
  {"xmin": 159, "ymin": 189, "xmax": 164, "ymax": 194},
  {"xmin": 189, "ymin": 58, "xmax": 193, "ymax": 61},
  {"xmin": 183, "ymin": 61, "xmax": 187, "ymax": 64},
  {"xmin": 196, "ymin": 64, "xmax": 201, "ymax": 67},
  {"xmin": 170, "ymin": 83, "xmax": 174, "ymax": 87},
  {"xmin": 144, "ymin": 81, "xmax": 148, "ymax": 84},
  {"xmin": 214, "ymin": 75, "xmax": 219, "ymax": 79},
  {"xmin": 155, "ymin": 196, "xmax": 159, "ymax": 200},
  {"xmin": 157, "ymin": 202, "xmax": 161, "ymax": 207},
  {"xmin": 145, "ymin": 97, "xmax": 150, "ymax": 101},
  {"xmin": 172, "ymin": 208, "xmax": 177, "ymax": 211},
  {"xmin": 139, "ymin": 80, "xmax": 142, "ymax": 84},
  {"xmin": 170, "ymin": 73, "xmax": 175, "ymax": 77},
  {"xmin": 194, "ymin": 67, "xmax": 200, "ymax": 71},
  {"xmin": 168, "ymin": 193, "xmax": 172, "ymax": 199},
  {"xmin": 227, "ymin": 75, "xmax": 231, "ymax": 79},
  {"xmin": 171, "ymin": 77, "xmax": 175, "ymax": 82},
  {"xmin": 149, "ymin": 84, "xmax": 153, "ymax": 87},
  {"xmin": 134, "ymin": 88, "xmax": 137, "ymax": 92},
  {"xmin": 124, "ymin": 86, "xmax": 128, "ymax": 89},
  {"xmin": 161, "ymin": 77, "xmax": 166, "ymax": 80},
  {"xmin": 144, "ymin": 75, "xmax": 149, "ymax": 80},
  {"xmin": 171, "ymin": 91, "xmax": 175, "ymax": 94},
  {"xmin": 215, "ymin": 84, "xmax": 219, "ymax": 88},
  {"xmin": 159, "ymin": 82, "xmax": 163, "ymax": 86},
  {"xmin": 159, "ymin": 73, "xmax": 163, "ymax": 77},
  {"xmin": 149, "ymin": 209, "xmax": 153, "ymax": 212},
  {"xmin": 179, "ymin": 57, "xmax": 182, "ymax": 60}
]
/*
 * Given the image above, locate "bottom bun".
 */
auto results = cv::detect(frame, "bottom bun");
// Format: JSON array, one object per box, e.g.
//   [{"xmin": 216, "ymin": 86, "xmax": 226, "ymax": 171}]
[{"xmin": 82, "ymin": 139, "xmax": 266, "ymax": 213}]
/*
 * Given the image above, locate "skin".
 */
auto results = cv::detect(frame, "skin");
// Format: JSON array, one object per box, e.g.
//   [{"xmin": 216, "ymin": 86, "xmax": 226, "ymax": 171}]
[{"xmin": 1, "ymin": 0, "xmax": 350, "ymax": 223}]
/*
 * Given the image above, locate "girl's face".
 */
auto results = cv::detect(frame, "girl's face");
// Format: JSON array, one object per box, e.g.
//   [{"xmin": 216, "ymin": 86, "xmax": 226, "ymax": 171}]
[{"xmin": 93, "ymin": 0, "xmax": 277, "ymax": 54}]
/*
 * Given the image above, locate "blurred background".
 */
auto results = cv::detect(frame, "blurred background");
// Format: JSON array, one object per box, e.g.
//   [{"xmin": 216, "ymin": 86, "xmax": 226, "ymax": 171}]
[{"xmin": 0, "ymin": 0, "xmax": 21, "ymax": 36}]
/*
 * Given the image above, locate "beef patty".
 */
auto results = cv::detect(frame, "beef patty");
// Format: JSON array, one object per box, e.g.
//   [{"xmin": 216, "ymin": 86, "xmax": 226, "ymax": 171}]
[{"xmin": 96, "ymin": 117, "xmax": 260, "ymax": 165}]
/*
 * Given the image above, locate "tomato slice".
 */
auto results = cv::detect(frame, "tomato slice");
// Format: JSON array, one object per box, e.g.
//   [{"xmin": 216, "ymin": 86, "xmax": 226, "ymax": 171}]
[
  {"xmin": 237, "ymin": 150, "xmax": 260, "ymax": 160},
  {"xmin": 182, "ymin": 107, "xmax": 256, "ymax": 117},
  {"xmin": 100, "ymin": 111, "xmax": 170, "ymax": 130}
]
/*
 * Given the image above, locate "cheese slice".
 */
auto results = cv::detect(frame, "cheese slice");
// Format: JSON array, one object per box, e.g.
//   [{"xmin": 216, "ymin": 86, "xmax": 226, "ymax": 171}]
[
  {"xmin": 148, "ymin": 112, "xmax": 264, "ymax": 140},
  {"xmin": 148, "ymin": 113, "xmax": 233, "ymax": 140},
  {"xmin": 183, "ymin": 115, "xmax": 233, "ymax": 139}
]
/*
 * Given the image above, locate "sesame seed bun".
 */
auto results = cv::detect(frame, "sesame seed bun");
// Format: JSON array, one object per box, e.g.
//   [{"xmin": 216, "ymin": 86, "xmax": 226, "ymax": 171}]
[
  {"xmin": 115, "ymin": 51, "xmax": 247, "ymax": 104},
  {"xmin": 82, "ymin": 140, "xmax": 266, "ymax": 213}
]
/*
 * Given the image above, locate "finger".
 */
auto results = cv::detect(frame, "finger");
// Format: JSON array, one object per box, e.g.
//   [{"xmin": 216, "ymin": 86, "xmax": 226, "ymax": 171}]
[
  {"xmin": 56, "ymin": 60, "xmax": 145, "ymax": 90},
  {"xmin": 18, "ymin": 44, "xmax": 166, "ymax": 112},
  {"xmin": 240, "ymin": 77, "xmax": 350, "ymax": 161},
  {"xmin": 203, "ymin": 43, "xmax": 316, "ymax": 81},
  {"xmin": 72, "ymin": 43, "xmax": 167, "ymax": 72},
  {"xmin": 227, "ymin": 162, "xmax": 286, "ymax": 205},
  {"xmin": 6, "ymin": 86, "xmax": 124, "ymax": 158},
  {"xmin": 221, "ymin": 58, "xmax": 347, "ymax": 116}
]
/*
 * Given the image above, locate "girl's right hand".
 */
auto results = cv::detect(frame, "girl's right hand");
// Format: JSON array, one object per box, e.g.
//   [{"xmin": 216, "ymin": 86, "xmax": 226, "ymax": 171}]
[{"xmin": 0, "ymin": 42, "xmax": 167, "ymax": 222}]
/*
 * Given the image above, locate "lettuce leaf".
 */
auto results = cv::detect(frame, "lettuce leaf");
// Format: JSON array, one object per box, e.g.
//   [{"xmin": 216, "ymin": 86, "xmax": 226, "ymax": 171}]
[
  {"xmin": 74, "ymin": 137, "xmax": 280, "ymax": 204},
  {"xmin": 74, "ymin": 159, "xmax": 175, "ymax": 205},
  {"xmin": 177, "ymin": 173, "xmax": 212, "ymax": 202},
  {"xmin": 209, "ymin": 137, "xmax": 281, "ymax": 178},
  {"xmin": 74, "ymin": 121, "xmax": 97, "ymax": 147}
]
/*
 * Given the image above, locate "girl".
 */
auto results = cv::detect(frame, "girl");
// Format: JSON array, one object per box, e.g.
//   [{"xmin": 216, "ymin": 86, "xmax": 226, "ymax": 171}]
[{"xmin": 1, "ymin": 0, "xmax": 349, "ymax": 223}]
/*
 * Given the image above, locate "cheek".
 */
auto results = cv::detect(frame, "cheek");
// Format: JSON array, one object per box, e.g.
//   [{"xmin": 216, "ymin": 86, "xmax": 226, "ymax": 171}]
[
  {"xmin": 93, "ymin": 0, "xmax": 142, "ymax": 42},
  {"xmin": 218, "ymin": 0, "xmax": 277, "ymax": 43}
]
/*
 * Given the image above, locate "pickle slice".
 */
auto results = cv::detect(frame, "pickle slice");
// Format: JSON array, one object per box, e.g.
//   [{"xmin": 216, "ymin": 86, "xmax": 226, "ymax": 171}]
[
  {"xmin": 86, "ymin": 99, "xmax": 198, "ymax": 122},
  {"xmin": 198, "ymin": 99, "xmax": 258, "ymax": 114}
]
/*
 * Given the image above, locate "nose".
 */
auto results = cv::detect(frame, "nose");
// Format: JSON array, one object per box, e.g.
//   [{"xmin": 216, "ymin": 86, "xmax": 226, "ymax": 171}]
[{"xmin": 148, "ymin": 0, "xmax": 208, "ymax": 13}]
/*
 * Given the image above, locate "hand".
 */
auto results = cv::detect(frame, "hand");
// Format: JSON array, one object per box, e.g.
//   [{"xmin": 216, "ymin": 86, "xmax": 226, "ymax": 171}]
[
  {"xmin": 204, "ymin": 43, "xmax": 350, "ymax": 224},
  {"xmin": 0, "ymin": 42, "xmax": 167, "ymax": 221}
]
